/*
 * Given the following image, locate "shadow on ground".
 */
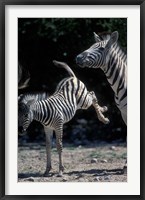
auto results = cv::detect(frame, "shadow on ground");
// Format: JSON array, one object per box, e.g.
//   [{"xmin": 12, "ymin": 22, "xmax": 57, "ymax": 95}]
[{"xmin": 18, "ymin": 167, "xmax": 124, "ymax": 179}]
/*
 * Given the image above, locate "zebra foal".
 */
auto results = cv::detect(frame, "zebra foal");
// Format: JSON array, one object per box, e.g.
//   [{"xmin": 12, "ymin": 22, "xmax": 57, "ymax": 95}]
[
  {"xmin": 18, "ymin": 92, "xmax": 49, "ymax": 135},
  {"xmin": 18, "ymin": 60, "xmax": 109, "ymax": 176}
]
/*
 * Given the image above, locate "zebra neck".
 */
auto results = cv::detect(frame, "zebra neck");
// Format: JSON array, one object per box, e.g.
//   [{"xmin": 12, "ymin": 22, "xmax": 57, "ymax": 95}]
[
  {"xmin": 103, "ymin": 44, "xmax": 127, "ymax": 96},
  {"xmin": 30, "ymin": 103, "xmax": 40, "ymax": 123}
]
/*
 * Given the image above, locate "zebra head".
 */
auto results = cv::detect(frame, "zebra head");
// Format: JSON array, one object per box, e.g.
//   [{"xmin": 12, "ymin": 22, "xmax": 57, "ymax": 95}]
[
  {"xmin": 76, "ymin": 31, "xmax": 118, "ymax": 69},
  {"xmin": 18, "ymin": 96, "xmax": 34, "ymax": 135}
]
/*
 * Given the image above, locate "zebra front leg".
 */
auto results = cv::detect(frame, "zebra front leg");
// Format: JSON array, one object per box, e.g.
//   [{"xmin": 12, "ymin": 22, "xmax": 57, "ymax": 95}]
[
  {"xmin": 55, "ymin": 127, "xmax": 64, "ymax": 177},
  {"xmin": 43, "ymin": 126, "xmax": 53, "ymax": 177},
  {"xmin": 90, "ymin": 91, "xmax": 110, "ymax": 124}
]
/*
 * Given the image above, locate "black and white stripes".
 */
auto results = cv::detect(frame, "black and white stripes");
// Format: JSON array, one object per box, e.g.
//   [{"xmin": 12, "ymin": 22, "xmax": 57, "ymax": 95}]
[
  {"xmin": 76, "ymin": 31, "xmax": 127, "ymax": 125},
  {"xmin": 18, "ymin": 61, "xmax": 109, "ymax": 176}
]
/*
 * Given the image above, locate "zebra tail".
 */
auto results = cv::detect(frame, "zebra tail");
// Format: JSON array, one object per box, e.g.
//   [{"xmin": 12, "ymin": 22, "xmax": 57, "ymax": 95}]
[{"xmin": 53, "ymin": 60, "xmax": 76, "ymax": 78}]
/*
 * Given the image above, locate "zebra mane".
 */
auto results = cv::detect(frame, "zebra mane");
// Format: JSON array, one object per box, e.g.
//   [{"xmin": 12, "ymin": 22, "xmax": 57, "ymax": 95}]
[
  {"xmin": 99, "ymin": 32, "xmax": 127, "ymax": 56},
  {"xmin": 18, "ymin": 92, "xmax": 49, "ymax": 104}
]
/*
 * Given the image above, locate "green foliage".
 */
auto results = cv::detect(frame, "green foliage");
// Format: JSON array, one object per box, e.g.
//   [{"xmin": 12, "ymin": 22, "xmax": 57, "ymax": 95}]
[
  {"xmin": 18, "ymin": 18, "xmax": 127, "ymax": 75},
  {"xmin": 19, "ymin": 18, "xmax": 127, "ymax": 49}
]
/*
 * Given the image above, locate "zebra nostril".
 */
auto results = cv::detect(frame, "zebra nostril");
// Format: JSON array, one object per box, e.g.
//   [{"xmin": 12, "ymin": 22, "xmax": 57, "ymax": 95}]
[
  {"xmin": 18, "ymin": 126, "xmax": 23, "ymax": 133},
  {"xmin": 18, "ymin": 126, "xmax": 26, "ymax": 135},
  {"xmin": 76, "ymin": 55, "xmax": 83, "ymax": 65},
  {"xmin": 18, "ymin": 126, "xmax": 27, "ymax": 136}
]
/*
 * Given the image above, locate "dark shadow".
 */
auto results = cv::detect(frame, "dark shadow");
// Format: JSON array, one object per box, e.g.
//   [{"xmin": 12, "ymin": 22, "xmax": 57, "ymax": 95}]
[
  {"xmin": 18, "ymin": 173, "xmax": 42, "ymax": 178},
  {"xmin": 65, "ymin": 168, "xmax": 124, "ymax": 176},
  {"xmin": 18, "ymin": 172, "xmax": 55, "ymax": 178},
  {"xmin": 18, "ymin": 168, "xmax": 125, "ymax": 180}
]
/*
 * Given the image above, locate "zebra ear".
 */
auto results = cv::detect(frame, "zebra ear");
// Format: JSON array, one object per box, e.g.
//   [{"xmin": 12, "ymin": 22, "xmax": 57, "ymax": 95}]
[
  {"xmin": 105, "ymin": 31, "xmax": 119, "ymax": 50},
  {"xmin": 93, "ymin": 32, "xmax": 101, "ymax": 43},
  {"xmin": 26, "ymin": 99, "xmax": 35, "ymax": 106}
]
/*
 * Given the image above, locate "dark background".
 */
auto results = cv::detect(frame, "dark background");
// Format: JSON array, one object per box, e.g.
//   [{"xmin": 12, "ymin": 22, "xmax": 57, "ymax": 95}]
[{"xmin": 18, "ymin": 18, "xmax": 127, "ymax": 145}]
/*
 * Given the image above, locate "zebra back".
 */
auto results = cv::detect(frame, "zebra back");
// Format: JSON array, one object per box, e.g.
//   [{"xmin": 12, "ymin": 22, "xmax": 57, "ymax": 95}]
[{"xmin": 53, "ymin": 61, "xmax": 92, "ymax": 110}]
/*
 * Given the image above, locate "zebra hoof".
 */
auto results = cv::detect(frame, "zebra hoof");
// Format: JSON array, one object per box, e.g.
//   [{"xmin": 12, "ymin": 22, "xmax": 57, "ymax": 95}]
[
  {"xmin": 57, "ymin": 166, "xmax": 64, "ymax": 177},
  {"xmin": 43, "ymin": 168, "xmax": 52, "ymax": 177},
  {"xmin": 43, "ymin": 172, "xmax": 53, "ymax": 177},
  {"xmin": 57, "ymin": 173, "xmax": 63, "ymax": 177},
  {"xmin": 105, "ymin": 118, "xmax": 110, "ymax": 124},
  {"xmin": 103, "ymin": 106, "xmax": 108, "ymax": 112}
]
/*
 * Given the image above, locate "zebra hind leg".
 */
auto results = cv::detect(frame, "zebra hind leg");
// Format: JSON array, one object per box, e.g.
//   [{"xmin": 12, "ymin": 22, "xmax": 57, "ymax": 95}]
[
  {"xmin": 90, "ymin": 91, "xmax": 110, "ymax": 124},
  {"xmin": 43, "ymin": 127, "xmax": 53, "ymax": 177}
]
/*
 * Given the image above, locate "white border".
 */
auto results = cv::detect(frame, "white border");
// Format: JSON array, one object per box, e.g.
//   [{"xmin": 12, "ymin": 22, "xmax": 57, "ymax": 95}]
[{"xmin": 5, "ymin": 5, "xmax": 140, "ymax": 195}]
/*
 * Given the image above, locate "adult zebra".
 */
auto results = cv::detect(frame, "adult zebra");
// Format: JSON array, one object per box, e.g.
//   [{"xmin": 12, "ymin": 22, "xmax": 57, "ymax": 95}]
[
  {"xmin": 18, "ymin": 60, "xmax": 109, "ymax": 176},
  {"xmin": 76, "ymin": 31, "xmax": 127, "ymax": 172},
  {"xmin": 76, "ymin": 31, "xmax": 127, "ymax": 124}
]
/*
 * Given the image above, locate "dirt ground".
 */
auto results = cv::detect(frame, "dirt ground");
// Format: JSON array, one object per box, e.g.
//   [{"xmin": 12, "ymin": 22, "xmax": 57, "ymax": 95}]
[{"xmin": 18, "ymin": 142, "xmax": 127, "ymax": 182}]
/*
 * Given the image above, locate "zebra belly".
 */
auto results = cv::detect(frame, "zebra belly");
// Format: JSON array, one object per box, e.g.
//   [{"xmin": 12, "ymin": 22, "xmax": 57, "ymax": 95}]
[{"xmin": 63, "ymin": 106, "xmax": 77, "ymax": 124}]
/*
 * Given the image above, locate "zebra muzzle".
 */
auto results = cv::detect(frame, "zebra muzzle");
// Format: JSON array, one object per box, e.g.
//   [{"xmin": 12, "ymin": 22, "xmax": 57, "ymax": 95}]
[
  {"xmin": 76, "ymin": 55, "xmax": 85, "ymax": 67},
  {"xmin": 18, "ymin": 126, "xmax": 27, "ymax": 136}
]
